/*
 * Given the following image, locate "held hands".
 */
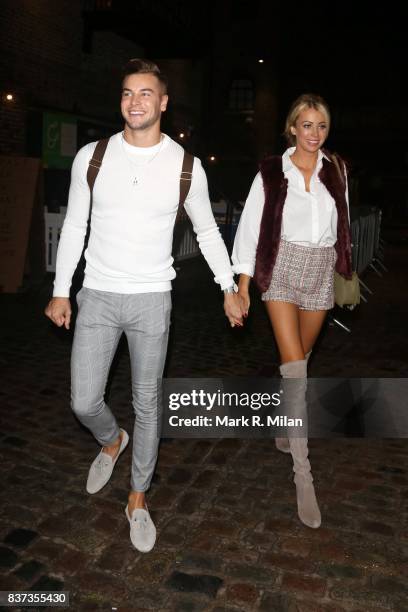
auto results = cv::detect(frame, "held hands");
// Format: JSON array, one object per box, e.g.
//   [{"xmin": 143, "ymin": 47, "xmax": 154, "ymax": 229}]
[
  {"xmin": 44, "ymin": 297, "xmax": 72, "ymax": 330},
  {"xmin": 224, "ymin": 292, "xmax": 243, "ymax": 327},
  {"xmin": 238, "ymin": 289, "xmax": 250, "ymax": 318},
  {"xmin": 224, "ymin": 291, "xmax": 250, "ymax": 328}
]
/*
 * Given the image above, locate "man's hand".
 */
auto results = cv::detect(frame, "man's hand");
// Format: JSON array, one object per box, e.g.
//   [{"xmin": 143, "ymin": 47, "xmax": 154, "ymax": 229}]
[
  {"xmin": 44, "ymin": 297, "xmax": 72, "ymax": 330},
  {"xmin": 224, "ymin": 293, "xmax": 244, "ymax": 328}
]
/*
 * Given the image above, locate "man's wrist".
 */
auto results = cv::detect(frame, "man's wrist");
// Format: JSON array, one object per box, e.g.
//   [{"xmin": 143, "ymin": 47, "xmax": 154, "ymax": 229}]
[{"xmin": 223, "ymin": 282, "xmax": 238, "ymax": 294}]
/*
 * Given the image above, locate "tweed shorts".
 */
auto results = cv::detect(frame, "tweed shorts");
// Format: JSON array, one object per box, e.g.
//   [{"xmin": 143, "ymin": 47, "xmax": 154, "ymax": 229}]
[{"xmin": 261, "ymin": 240, "xmax": 337, "ymax": 310}]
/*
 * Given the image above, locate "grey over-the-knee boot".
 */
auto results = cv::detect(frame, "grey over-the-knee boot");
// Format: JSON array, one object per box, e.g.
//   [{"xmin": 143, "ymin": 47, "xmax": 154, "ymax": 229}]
[
  {"xmin": 275, "ymin": 350, "xmax": 311, "ymax": 454},
  {"xmin": 279, "ymin": 358, "xmax": 321, "ymax": 529}
]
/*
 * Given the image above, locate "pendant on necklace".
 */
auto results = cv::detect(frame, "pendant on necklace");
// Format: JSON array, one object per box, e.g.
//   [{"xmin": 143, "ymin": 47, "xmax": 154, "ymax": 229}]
[{"xmin": 133, "ymin": 176, "xmax": 138, "ymax": 186}]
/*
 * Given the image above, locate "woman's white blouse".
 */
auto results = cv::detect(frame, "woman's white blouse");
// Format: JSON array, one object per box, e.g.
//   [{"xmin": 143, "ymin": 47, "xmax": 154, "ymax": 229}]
[{"xmin": 232, "ymin": 147, "xmax": 349, "ymax": 277}]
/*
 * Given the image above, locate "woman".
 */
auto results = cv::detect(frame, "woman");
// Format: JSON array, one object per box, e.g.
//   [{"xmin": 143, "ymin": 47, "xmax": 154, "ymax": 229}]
[{"xmin": 232, "ymin": 93, "xmax": 352, "ymax": 528}]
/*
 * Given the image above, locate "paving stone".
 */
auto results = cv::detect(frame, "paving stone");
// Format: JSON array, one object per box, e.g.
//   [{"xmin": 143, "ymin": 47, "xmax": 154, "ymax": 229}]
[
  {"xmin": 361, "ymin": 521, "xmax": 395, "ymax": 537},
  {"xmin": 291, "ymin": 600, "xmax": 349, "ymax": 612},
  {"xmin": 184, "ymin": 531, "xmax": 219, "ymax": 554},
  {"xmin": 150, "ymin": 486, "xmax": 180, "ymax": 508},
  {"xmin": 0, "ymin": 546, "xmax": 19, "ymax": 569},
  {"xmin": 241, "ymin": 530, "xmax": 277, "ymax": 551},
  {"xmin": 91, "ymin": 511, "xmax": 120, "ymax": 534},
  {"xmin": 226, "ymin": 581, "xmax": 259, "ymax": 605},
  {"xmin": 315, "ymin": 563, "xmax": 363, "ymax": 579},
  {"xmin": 30, "ymin": 574, "xmax": 64, "ymax": 591},
  {"xmin": 167, "ymin": 468, "xmax": 194, "ymax": 486},
  {"xmin": 3, "ymin": 528, "xmax": 38, "ymax": 549},
  {"xmin": 2, "ymin": 436, "xmax": 28, "ymax": 447},
  {"xmin": 369, "ymin": 575, "xmax": 408, "ymax": 596},
  {"xmin": 13, "ymin": 560, "xmax": 46, "ymax": 582},
  {"xmin": 329, "ymin": 585, "xmax": 390, "ymax": 607},
  {"xmin": 225, "ymin": 562, "xmax": 278, "ymax": 584},
  {"xmin": 264, "ymin": 518, "xmax": 299, "ymax": 534},
  {"xmin": 177, "ymin": 492, "xmax": 204, "ymax": 515},
  {"xmin": 126, "ymin": 587, "xmax": 171, "ymax": 610},
  {"xmin": 260, "ymin": 552, "xmax": 313, "ymax": 573},
  {"xmin": 37, "ymin": 515, "xmax": 72, "ymax": 538},
  {"xmin": 190, "ymin": 470, "xmax": 218, "ymax": 489},
  {"xmin": 78, "ymin": 570, "xmax": 128, "ymax": 601},
  {"xmin": 165, "ymin": 571, "xmax": 223, "ymax": 598},
  {"xmin": 281, "ymin": 574, "xmax": 326, "ymax": 598},
  {"xmin": 170, "ymin": 598, "xmax": 209, "ymax": 612},
  {"xmin": 182, "ymin": 443, "xmax": 213, "ymax": 464},
  {"xmin": 52, "ymin": 548, "xmax": 88, "ymax": 575},
  {"xmin": 279, "ymin": 537, "xmax": 313, "ymax": 558},
  {"xmin": 25, "ymin": 538, "xmax": 61, "ymax": 561},
  {"xmin": 124, "ymin": 550, "xmax": 173, "ymax": 585},
  {"xmin": 215, "ymin": 540, "xmax": 259, "ymax": 564},
  {"xmin": 258, "ymin": 592, "xmax": 292, "ymax": 612},
  {"xmin": 199, "ymin": 518, "xmax": 238, "ymax": 538},
  {"xmin": 178, "ymin": 552, "xmax": 222, "ymax": 573},
  {"xmin": 97, "ymin": 542, "xmax": 133, "ymax": 573},
  {"xmin": 310, "ymin": 542, "xmax": 349, "ymax": 563}
]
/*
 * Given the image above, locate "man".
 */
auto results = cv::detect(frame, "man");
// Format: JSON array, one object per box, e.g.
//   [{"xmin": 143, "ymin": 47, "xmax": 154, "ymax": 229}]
[{"xmin": 45, "ymin": 59, "xmax": 243, "ymax": 552}]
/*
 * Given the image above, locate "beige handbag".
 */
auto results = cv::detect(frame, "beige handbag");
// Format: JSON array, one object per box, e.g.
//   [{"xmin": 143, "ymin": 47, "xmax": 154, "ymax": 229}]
[
  {"xmin": 331, "ymin": 153, "xmax": 360, "ymax": 307},
  {"xmin": 334, "ymin": 270, "xmax": 360, "ymax": 306}
]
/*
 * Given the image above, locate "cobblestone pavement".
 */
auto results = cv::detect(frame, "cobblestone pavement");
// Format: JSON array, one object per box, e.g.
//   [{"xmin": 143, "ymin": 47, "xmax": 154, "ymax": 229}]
[{"xmin": 0, "ymin": 235, "xmax": 407, "ymax": 611}]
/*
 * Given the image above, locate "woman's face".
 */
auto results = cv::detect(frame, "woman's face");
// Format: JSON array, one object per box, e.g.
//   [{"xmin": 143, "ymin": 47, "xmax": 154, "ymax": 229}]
[{"xmin": 290, "ymin": 107, "xmax": 329, "ymax": 154}]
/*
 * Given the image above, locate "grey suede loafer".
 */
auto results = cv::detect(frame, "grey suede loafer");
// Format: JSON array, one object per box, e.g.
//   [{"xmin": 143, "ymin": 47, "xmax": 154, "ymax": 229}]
[
  {"xmin": 86, "ymin": 429, "xmax": 129, "ymax": 494},
  {"xmin": 125, "ymin": 505, "xmax": 156, "ymax": 553}
]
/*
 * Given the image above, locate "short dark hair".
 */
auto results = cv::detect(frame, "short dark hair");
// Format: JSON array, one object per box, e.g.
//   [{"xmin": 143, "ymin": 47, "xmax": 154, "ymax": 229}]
[{"xmin": 122, "ymin": 58, "xmax": 168, "ymax": 93}]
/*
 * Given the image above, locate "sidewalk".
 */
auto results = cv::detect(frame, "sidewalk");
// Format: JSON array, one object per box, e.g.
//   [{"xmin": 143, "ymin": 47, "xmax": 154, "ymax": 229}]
[{"xmin": 0, "ymin": 237, "xmax": 407, "ymax": 611}]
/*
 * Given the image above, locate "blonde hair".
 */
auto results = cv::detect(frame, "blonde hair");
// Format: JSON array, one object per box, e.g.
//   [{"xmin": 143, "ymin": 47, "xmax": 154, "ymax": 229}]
[{"xmin": 284, "ymin": 93, "xmax": 330, "ymax": 146}]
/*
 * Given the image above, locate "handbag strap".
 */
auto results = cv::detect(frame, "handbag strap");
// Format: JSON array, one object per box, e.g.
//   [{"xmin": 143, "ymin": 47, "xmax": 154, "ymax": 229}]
[
  {"xmin": 331, "ymin": 152, "xmax": 346, "ymax": 189},
  {"xmin": 177, "ymin": 151, "xmax": 194, "ymax": 222}
]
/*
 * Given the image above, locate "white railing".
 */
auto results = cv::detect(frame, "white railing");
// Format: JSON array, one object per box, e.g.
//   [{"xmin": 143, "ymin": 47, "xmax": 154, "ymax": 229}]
[
  {"xmin": 44, "ymin": 206, "xmax": 201, "ymax": 272},
  {"xmin": 44, "ymin": 207, "xmax": 67, "ymax": 272}
]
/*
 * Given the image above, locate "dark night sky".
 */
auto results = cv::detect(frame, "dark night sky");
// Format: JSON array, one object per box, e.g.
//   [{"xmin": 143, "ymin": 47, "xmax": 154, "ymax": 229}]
[{"xmin": 90, "ymin": 1, "xmax": 406, "ymax": 107}]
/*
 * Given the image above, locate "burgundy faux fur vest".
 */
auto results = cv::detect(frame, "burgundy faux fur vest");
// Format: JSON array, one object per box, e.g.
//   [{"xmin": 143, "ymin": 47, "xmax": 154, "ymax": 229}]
[{"xmin": 253, "ymin": 152, "xmax": 352, "ymax": 292}]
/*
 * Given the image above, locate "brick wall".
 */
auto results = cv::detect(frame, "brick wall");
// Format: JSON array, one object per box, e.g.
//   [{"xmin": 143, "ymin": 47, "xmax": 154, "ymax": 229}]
[{"xmin": 0, "ymin": 0, "xmax": 143, "ymax": 155}]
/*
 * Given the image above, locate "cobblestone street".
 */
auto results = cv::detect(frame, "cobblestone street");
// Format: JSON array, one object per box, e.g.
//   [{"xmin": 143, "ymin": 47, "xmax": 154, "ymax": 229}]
[{"xmin": 0, "ymin": 236, "xmax": 407, "ymax": 611}]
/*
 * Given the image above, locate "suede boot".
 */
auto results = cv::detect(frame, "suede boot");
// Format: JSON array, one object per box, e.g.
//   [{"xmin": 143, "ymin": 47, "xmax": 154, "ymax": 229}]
[
  {"xmin": 275, "ymin": 350, "xmax": 311, "ymax": 454},
  {"xmin": 279, "ymin": 358, "xmax": 321, "ymax": 529}
]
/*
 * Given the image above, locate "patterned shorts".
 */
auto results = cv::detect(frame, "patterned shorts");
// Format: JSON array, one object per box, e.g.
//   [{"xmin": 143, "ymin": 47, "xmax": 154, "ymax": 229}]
[{"xmin": 261, "ymin": 240, "xmax": 337, "ymax": 311}]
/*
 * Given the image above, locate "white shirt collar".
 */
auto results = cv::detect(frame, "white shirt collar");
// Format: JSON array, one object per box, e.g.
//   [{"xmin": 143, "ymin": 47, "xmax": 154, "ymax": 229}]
[{"xmin": 282, "ymin": 146, "xmax": 331, "ymax": 173}]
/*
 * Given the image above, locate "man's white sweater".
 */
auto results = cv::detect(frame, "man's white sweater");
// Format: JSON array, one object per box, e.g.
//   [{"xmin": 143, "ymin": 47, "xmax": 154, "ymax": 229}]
[{"xmin": 53, "ymin": 132, "xmax": 234, "ymax": 296}]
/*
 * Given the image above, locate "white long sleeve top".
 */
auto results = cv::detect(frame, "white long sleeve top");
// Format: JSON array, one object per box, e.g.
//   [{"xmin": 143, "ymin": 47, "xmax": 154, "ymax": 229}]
[
  {"xmin": 232, "ymin": 147, "xmax": 349, "ymax": 277},
  {"xmin": 53, "ymin": 132, "xmax": 234, "ymax": 296}
]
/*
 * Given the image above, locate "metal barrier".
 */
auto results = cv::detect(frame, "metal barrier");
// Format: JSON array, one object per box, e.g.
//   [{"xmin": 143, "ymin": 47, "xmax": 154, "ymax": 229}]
[
  {"xmin": 172, "ymin": 220, "xmax": 199, "ymax": 261},
  {"xmin": 44, "ymin": 207, "xmax": 67, "ymax": 272},
  {"xmin": 351, "ymin": 207, "xmax": 387, "ymax": 282},
  {"xmin": 44, "ymin": 207, "xmax": 200, "ymax": 273},
  {"xmin": 45, "ymin": 205, "xmax": 386, "ymax": 311}
]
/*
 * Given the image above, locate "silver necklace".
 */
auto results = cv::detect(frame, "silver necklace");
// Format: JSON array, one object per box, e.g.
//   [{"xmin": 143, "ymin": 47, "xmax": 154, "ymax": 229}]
[{"xmin": 121, "ymin": 133, "xmax": 165, "ymax": 186}]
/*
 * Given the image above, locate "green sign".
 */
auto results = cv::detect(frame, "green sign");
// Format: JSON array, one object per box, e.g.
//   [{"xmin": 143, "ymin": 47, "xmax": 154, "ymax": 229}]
[{"xmin": 42, "ymin": 113, "xmax": 77, "ymax": 169}]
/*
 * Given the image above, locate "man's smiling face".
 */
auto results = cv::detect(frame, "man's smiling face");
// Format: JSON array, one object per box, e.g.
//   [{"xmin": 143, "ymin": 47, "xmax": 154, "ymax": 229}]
[{"xmin": 121, "ymin": 73, "xmax": 168, "ymax": 132}]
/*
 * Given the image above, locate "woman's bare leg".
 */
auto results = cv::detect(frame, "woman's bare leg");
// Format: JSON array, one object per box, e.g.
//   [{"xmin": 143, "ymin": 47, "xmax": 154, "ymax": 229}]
[
  {"xmin": 264, "ymin": 301, "xmax": 304, "ymax": 362},
  {"xmin": 265, "ymin": 301, "xmax": 303, "ymax": 451},
  {"xmin": 265, "ymin": 302, "xmax": 328, "ymax": 360},
  {"xmin": 264, "ymin": 300, "xmax": 323, "ymax": 528},
  {"xmin": 299, "ymin": 309, "xmax": 327, "ymax": 356}
]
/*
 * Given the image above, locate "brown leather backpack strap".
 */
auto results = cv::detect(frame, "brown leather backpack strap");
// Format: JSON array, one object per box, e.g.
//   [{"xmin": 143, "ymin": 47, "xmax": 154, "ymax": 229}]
[
  {"xmin": 176, "ymin": 151, "xmax": 194, "ymax": 222},
  {"xmin": 86, "ymin": 137, "xmax": 110, "ymax": 194}
]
